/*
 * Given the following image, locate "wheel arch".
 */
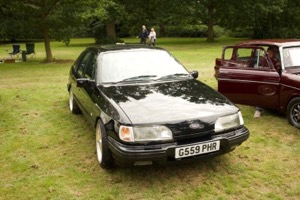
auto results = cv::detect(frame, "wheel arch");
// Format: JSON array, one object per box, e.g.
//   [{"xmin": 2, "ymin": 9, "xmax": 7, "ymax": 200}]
[
  {"xmin": 94, "ymin": 110, "xmax": 115, "ymax": 132},
  {"xmin": 286, "ymin": 96, "xmax": 300, "ymax": 128},
  {"xmin": 67, "ymin": 83, "xmax": 71, "ymax": 92},
  {"xmin": 284, "ymin": 94, "xmax": 300, "ymax": 113}
]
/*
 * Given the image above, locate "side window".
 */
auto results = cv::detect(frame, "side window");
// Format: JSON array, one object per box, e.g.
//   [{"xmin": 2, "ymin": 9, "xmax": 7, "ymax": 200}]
[
  {"xmin": 223, "ymin": 47, "xmax": 235, "ymax": 67},
  {"xmin": 224, "ymin": 48, "xmax": 233, "ymax": 60},
  {"xmin": 253, "ymin": 49, "xmax": 269, "ymax": 68},
  {"xmin": 222, "ymin": 47, "xmax": 272, "ymax": 70},
  {"xmin": 223, "ymin": 47, "xmax": 253, "ymax": 68},
  {"xmin": 76, "ymin": 51, "xmax": 92, "ymax": 76},
  {"xmin": 84, "ymin": 53, "xmax": 97, "ymax": 80},
  {"xmin": 236, "ymin": 48, "xmax": 252, "ymax": 66}
]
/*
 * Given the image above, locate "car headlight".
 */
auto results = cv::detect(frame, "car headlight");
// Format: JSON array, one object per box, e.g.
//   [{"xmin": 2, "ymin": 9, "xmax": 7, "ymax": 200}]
[
  {"xmin": 215, "ymin": 111, "xmax": 244, "ymax": 133},
  {"xmin": 119, "ymin": 125, "xmax": 173, "ymax": 142}
]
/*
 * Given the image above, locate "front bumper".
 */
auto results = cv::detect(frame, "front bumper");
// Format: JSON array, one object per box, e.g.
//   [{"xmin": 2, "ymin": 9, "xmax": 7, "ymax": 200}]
[{"xmin": 108, "ymin": 126, "xmax": 249, "ymax": 166}]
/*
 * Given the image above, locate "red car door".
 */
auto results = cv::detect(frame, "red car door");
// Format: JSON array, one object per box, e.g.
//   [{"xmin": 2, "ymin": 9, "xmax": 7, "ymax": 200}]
[{"xmin": 216, "ymin": 46, "xmax": 281, "ymax": 109}]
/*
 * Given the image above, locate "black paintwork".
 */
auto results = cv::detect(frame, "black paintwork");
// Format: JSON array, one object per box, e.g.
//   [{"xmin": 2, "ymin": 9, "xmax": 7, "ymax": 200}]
[
  {"xmin": 100, "ymin": 79, "xmax": 237, "ymax": 124},
  {"xmin": 68, "ymin": 44, "xmax": 249, "ymax": 166}
]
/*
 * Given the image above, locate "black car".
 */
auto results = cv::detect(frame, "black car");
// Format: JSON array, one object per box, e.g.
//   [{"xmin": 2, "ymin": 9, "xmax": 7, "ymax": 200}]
[{"xmin": 67, "ymin": 44, "xmax": 249, "ymax": 168}]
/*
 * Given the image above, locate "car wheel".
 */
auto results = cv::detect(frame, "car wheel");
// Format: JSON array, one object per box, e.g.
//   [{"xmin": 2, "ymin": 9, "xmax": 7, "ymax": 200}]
[
  {"xmin": 69, "ymin": 88, "xmax": 81, "ymax": 114},
  {"xmin": 287, "ymin": 97, "xmax": 300, "ymax": 128},
  {"xmin": 96, "ymin": 119, "xmax": 114, "ymax": 169}
]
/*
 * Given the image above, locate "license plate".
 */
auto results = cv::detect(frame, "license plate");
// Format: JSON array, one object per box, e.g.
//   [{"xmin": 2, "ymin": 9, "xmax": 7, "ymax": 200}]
[{"xmin": 175, "ymin": 140, "xmax": 220, "ymax": 159}]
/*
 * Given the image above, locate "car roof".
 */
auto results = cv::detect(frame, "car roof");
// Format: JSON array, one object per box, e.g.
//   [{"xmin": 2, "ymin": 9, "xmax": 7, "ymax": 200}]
[
  {"xmin": 236, "ymin": 39, "xmax": 300, "ymax": 47},
  {"xmin": 86, "ymin": 44, "xmax": 164, "ymax": 53}
]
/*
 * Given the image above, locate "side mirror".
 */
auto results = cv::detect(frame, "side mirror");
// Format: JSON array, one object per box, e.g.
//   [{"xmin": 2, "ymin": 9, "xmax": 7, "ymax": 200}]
[
  {"xmin": 190, "ymin": 71, "xmax": 198, "ymax": 79},
  {"xmin": 76, "ymin": 78, "xmax": 95, "ymax": 88}
]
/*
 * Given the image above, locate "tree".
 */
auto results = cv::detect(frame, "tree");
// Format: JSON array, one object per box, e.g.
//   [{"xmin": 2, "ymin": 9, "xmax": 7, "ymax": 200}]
[
  {"xmin": 0, "ymin": 0, "xmax": 36, "ymax": 41},
  {"xmin": 219, "ymin": 0, "xmax": 294, "ymax": 39},
  {"xmin": 276, "ymin": 0, "xmax": 300, "ymax": 38},
  {"xmin": 250, "ymin": 0, "xmax": 285, "ymax": 38},
  {"xmin": 119, "ymin": 0, "xmax": 196, "ymax": 37},
  {"xmin": 147, "ymin": 0, "xmax": 196, "ymax": 37},
  {"xmin": 83, "ymin": 0, "xmax": 126, "ymax": 43},
  {"xmin": 195, "ymin": 0, "xmax": 224, "ymax": 42},
  {"xmin": 0, "ymin": 0, "xmax": 87, "ymax": 62}
]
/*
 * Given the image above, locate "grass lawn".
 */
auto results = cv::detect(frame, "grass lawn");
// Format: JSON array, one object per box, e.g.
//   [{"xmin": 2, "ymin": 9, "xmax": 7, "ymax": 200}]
[{"xmin": 0, "ymin": 37, "xmax": 299, "ymax": 200}]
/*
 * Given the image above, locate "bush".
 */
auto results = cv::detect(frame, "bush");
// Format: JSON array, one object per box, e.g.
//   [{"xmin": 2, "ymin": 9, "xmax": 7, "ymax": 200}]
[
  {"xmin": 228, "ymin": 27, "xmax": 254, "ymax": 38},
  {"xmin": 164, "ymin": 25, "xmax": 225, "ymax": 38},
  {"xmin": 165, "ymin": 25, "xmax": 207, "ymax": 37},
  {"xmin": 95, "ymin": 37, "xmax": 124, "ymax": 44},
  {"xmin": 276, "ymin": 27, "xmax": 300, "ymax": 38},
  {"xmin": 228, "ymin": 26, "xmax": 300, "ymax": 39}
]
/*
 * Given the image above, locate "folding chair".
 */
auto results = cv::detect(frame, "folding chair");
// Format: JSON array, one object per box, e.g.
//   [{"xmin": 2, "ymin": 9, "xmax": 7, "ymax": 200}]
[
  {"xmin": 25, "ymin": 43, "xmax": 35, "ymax": 58},
  {"xmin": 8, "ymin": 44, "xmax": 21, "ymax": 58}
]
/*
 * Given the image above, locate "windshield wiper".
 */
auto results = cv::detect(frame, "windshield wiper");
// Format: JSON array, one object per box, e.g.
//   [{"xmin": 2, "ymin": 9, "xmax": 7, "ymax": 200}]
[
  {"xmin": 156, "ymin": 73, "xmax": 190, "ymax": 80},
  {"xmin": 118, "ymin": 75, "xmax": 158, "ymax": 82}
]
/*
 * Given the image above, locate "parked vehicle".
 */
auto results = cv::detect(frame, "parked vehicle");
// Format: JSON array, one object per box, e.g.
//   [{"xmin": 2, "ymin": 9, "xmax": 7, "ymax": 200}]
[
  {"xmin": 214, "ymin": 39, "xmax": 300, "ymax": 128},
  {"xmin": 68, "ymin": 44, "xmax": 249, "ymax": 168}
]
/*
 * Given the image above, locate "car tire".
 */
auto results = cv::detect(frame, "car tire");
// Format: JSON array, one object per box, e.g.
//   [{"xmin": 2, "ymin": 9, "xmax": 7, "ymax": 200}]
[
  {"xmin": 96, "ymin": 119, "xmax": 114, "ymax": 169},
  {"xmin": 287, "ymin": 97, "xmax": 300, "ymax": 128},
  {"xmin": 69, "ymin": 88, "xmax": 81, "ymax": 114}
]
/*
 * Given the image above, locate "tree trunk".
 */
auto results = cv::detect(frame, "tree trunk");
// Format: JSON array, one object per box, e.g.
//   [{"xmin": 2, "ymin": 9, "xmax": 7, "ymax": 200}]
[
  {"xmin": 268, "ymin": 13, "xmax": 273, "ymax": 38},
  {"xmin": 206, "ymin": 5, "xmax": 215, "ymax": 42},
  {"xmin": 43, "ymin": 25, "xmax": 53, "ymax": 62},
  {"xmin": 106, "ymin": 20, "xmax": 116, "ymax": 38},
  {"xmin": 159, "ymin": 23, "xmax": 165, "ymax": 37}
]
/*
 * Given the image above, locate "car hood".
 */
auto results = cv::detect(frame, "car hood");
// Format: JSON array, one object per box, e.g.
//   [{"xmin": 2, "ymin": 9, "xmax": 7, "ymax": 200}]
[{"xmin": 100, "ymin": 79, "xmax": 238, "ymax": 125}]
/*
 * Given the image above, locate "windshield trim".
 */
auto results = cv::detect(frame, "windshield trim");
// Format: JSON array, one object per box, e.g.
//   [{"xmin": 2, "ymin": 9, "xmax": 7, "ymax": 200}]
[
  {"xmin": 97, "ymin": 49, "xmax": 190, "ymax": 84},
  {"xmin": 282, "ymin": 46, "xmax": 300, "ymax": 69}
]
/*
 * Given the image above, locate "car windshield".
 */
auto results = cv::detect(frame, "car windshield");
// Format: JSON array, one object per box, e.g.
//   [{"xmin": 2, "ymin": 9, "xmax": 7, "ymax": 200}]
[
  {"xmin": 283, "ymin": 46, "xmax": 300, "ymax": 68},
  {"xmin": 99, "ymin": 49, "xmax": 190, "ymax": 83}
]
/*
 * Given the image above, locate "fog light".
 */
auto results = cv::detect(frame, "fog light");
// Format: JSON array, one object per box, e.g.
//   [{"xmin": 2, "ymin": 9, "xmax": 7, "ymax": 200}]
[{"xmin": 134, "ymin": 161, "xmax": 153, "ymax": 166}]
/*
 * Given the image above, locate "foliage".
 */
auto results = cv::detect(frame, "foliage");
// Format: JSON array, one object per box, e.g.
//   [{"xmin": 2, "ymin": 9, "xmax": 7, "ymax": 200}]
[
  {"xmin": 83, "ymin": 0, "xmax": 126, "ymax": 40},
  {"xmin": 0, "ymin": 0, "xmax": 88, "ymax": 62},
  {"xmin": 220, "ymin": 0, "xmax": 300, "ymax": 38},
  {"xmin": 0, "ymin": 0, "xmax": 37, "ymax": 40},
  {"xmin": 194, "ymin": 0, "xmax": 225, "ymax": 42},
  {"xmin": 2, "ymin": 0, "xmax": 300, "ymax": 60},
  {"xmin": 113, "ymin": 0, "xmax": 198, "ymax": 37},
  {"xmin": 165, "ymin": 25, "xmax": 206, "ymax": 37},
  {"xmin": 164, "ymin": 25, "xmax": 225, "ymax": 38},
  {"xmin": 95, "ymin": 37, "xmax": 124, "ymax": 44},
  {"xmin": 228, "ymin": 27, "xmax": 254, "ymax": 38}
]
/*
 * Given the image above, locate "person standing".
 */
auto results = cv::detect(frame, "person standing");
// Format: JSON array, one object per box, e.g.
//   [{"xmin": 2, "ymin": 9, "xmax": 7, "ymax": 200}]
[
  {"xmin": 148, "ymin": 27, "xmax": 156, "ymax": 47},
  {"xmin": 138, "ymin": 25, "xmax": 148, "ymax": 44}
]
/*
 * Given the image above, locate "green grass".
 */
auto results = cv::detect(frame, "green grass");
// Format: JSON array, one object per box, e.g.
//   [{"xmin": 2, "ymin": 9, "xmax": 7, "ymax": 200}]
[{"xmin": 0, "ymin": 37, "xmax": 299, "ymax": 200}]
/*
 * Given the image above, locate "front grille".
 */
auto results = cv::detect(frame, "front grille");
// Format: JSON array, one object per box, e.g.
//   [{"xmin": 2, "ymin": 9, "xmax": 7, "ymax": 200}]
[{"xmin": 166, "ymin": 120, "xmax": 214, "ymax": 143}]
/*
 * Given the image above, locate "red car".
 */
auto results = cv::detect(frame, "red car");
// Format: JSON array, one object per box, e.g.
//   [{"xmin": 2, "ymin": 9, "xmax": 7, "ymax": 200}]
[{"xmin": 214, "ymin": 39, "xmax": 300, "ymax": 128}]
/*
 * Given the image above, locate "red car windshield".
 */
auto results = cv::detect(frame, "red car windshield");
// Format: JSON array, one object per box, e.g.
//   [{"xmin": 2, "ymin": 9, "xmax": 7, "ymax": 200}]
[{"xmin": 283, "ymin": 46, "xmax": 300, "ymax": 68}]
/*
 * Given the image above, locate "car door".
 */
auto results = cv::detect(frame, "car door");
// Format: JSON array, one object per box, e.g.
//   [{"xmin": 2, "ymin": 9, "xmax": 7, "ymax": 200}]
[
  {"xmin": 72, "ymin": 50, "xmax": 95, "ymax": 115},
  {"xmin": 79, "ymin": 50, "xmax": 99, "ymax": 123},
  {"xmin": 216, "ymin": 46, "xmax": 281, "ymax": 109}
]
